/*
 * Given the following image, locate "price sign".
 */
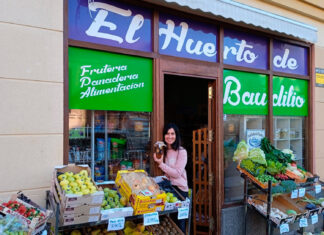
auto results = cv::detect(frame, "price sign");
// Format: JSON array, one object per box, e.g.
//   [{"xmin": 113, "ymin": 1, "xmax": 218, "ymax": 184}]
[
  {"xmin": 143, "ymin": 212, "xmax": 159, "ymax": 226},
  {"xmin": 315, "ymin": 184, "xmax": 322, "ymax": 194},
  {"xmin": 311, "ymin": 214, "xmax": 318, "ymax": 224},
  {"xmin": 178, "ymin": 207, "xmax": 189, "ymax": 220},
  {"xmin": 279, "ymin": 223, "xmax": 289, "ymax": 234},
  {"xmin": 298, "ymin": 188, "xmax": 306, "ymax": 197},
  {"xmin": 107, "ymin": 217, "xmax": 125, "ymax": 231},
  {"xmin": 291, "ymin": 190, "xmax": 298, "ymax": 199},
  {"xmin": 299, "ymin": 218, "xmax": 308, "ymax": 228}
]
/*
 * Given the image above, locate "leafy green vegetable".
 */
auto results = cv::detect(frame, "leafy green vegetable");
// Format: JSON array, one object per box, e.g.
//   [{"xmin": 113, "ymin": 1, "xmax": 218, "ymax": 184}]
[
  {"xmin": 233, "ymin": 140, "xmax": 249, "ymax": 162},
  {"xmin": 256, "ymin": 174, "xmax": 278, "ymax": 183},
  {"xmin": 240, "ymin": 159, "xmax": 255, "ymax": 175},
  {"xmin": 261, "ymin": 138, "xmax": 292, "ymax": 166},
  {"xmin": 280, "ymin": 180, "xmax": 296, "ymax": 193},
  {"xmin": 272, "ymin": 185, "xmax": 285, "ymax": 194},
  {"xmin": 266, "ymin": 160, "xmax": 285, "ymax": 175},
  {"xmin": 248, "ymin": 148, "xmax": 267, "ymax": 166},
  {"xmin": 298, "ymin": 196, "xmax": 324, "ymax": 205},
  {"xmin": 255, "ymin": 165, "xmax": 266, "ymax": 176}
]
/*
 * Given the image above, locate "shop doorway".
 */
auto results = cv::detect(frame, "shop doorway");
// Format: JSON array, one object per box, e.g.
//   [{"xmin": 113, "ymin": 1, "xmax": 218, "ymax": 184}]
[{"xmin": 164, "ymin": 74, "xmax": 215, "ymax": 234}]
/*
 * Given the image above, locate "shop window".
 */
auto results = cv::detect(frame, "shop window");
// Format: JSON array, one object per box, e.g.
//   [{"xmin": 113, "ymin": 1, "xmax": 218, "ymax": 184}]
[
  {"xmin": 69, "ymin": 109, "xmax": 151, "ymax": 182},
  {"xmin": 223, "ymin": 114, "xmax": 266, "ymax": 203},
  {"xmin": 273, "ymin": 116, "xmax": 306, "ymax": 167}
]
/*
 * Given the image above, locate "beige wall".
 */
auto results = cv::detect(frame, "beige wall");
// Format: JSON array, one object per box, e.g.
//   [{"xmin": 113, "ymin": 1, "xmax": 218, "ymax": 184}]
[
  {"xmin": 236, "ymin": 0, "xmax": 324, "ymax": 177},
  {"xmin": 0, "ymin": 0, "xmax": 63, "ymax": 206}
]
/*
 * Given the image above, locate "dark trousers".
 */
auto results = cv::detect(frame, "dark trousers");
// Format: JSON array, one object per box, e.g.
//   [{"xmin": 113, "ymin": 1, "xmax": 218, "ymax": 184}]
[{"xmin": 171, "ymin": 185, "xmax": 189, "ymax": 234}]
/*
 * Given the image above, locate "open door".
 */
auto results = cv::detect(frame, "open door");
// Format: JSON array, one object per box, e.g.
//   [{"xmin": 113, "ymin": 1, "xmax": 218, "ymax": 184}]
[{"xmin": 193, "ymin": 82, "xmax": 215, "ymax": 234}]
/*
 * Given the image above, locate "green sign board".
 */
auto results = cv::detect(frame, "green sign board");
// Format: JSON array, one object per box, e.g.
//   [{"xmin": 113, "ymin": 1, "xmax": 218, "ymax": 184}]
[
  {"xmin": 273, "ymin": 76, "xmax": 308, "ymax": 116},
  {"xmin": 223, "ymin": 70, "xmax": 268, "ymax": 115},
  {"xmin": 223, "ymin": 70, "xmax": 308, "ymax": 116},
  {"xmin": 69, "ymin": 47, "xmax": 153, "ymax": 112}
]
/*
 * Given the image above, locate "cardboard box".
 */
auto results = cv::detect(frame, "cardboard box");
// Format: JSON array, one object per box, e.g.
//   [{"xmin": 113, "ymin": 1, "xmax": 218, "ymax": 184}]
[
  {"xmin": 60, "ymin": 213, "xmax": 100, "ymax": 226},
  {"xmin": 100, "ymin": 207, "xmax": 134, "ymax": 220},
  {"xmin": 164, "ymin": 198, "xmax": 190, "ymax": 211},
  {"xmin": 60, "ymin": 203, "xmax": 101, "ymax": 216},
  {"xmin": 53, "ymin": 164, "xmax": 104, "ymax": 208},
  {"xmin": 115, "ymin": 170, "xmax": 166, "ymax": 215},
  {"xmin": 133, "ymin": 204, "xmax": 164, "ymax": 215},
  {"xmin": 0, "ymin": 197, "xmax": 52, "ymax": 234}
]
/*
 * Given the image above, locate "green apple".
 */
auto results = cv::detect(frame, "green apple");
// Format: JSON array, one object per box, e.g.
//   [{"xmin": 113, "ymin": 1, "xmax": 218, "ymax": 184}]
[
  {"xmin": 69, "ymin": 182, "xmax": 78, "ymax": 188},
  {"xmin": 104, "ymin": 188, "xmax": 110, "ymax": 193},
  {"xmin": 170, "ymin": 197, "xmax": 178, "ymax": 203},
  {"xmin": 79, "ymin": 170, "xmax": 88, "ymax": 177},
  {"xmin": 58, "ymin": 174, "xmax": 67, "ymax": 181},
  {"xmin": 105, "ymin": 205, "xmax": 111, "ymax": 210},
  {"xmin": 65, "ymin": 189, "xmax": 73, "ymax": 194},
  {"xmin": 67, "ymin": 176, "xmax": 75, "ymax": 182},
  {"xmin": 81, "ymin": 188, "xmax": 90, "ymax": 195},
  {"xmin": 60, "ymin": 179, "xmax": 69, "ymax": 187},
  {"xmin": 101, "ymin": 200, "xmax": 107, "ymax": 207}
]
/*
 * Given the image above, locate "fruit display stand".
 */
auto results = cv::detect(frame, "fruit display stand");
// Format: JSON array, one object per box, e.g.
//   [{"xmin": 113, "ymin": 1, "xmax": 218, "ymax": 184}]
[
  {"xmin": 0, "ymin": 192, "xmax": 53, "ymax": 235},
  {"xmin": 47, "ymin": 190, "xmax": 191, "ymax": 235},
  {"xmin": 47, "ymin": 167, "xmax": 192, "ymax": 235},
  {"xmin": 238, "ymin": 169, "xmax": 324, "ymax": 235}
]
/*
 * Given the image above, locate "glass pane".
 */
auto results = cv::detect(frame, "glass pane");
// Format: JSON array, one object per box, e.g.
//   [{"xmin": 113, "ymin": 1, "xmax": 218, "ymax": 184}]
[
  {"xmin": 68, "ymin": 109, "xmax": 91, "ymax": 164},
  {"xmin": 69, "ymin": 110, "xmax": 151, "ymax": 182},
  {"xmin": 223, "ymin": 114, "xmax": 266, "ymax": 203},
  {"xmin": 273, "ymin": 116, "xmax": 305, "ymax": 167}
]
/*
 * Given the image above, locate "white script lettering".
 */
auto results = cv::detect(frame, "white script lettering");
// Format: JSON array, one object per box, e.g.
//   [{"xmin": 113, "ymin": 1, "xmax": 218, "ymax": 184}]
[
  {"xmin": 159, "ymin": 19, "xmax": 216, "ymax": 57},
  {"xmin": 86, "ymin": 2, "xmax": 144, "ymax": 44}
]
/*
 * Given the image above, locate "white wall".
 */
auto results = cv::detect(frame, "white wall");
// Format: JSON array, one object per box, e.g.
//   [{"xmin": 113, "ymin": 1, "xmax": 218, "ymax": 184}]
[{"xmin": 0, "ymin": 0, "xmax": 64, "ymax": 206}]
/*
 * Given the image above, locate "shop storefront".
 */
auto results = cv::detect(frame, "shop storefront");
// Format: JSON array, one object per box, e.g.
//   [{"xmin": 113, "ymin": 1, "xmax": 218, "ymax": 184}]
[{"xmin": 65, "ymin": 0, "xmax": 315, "ymax": 234}]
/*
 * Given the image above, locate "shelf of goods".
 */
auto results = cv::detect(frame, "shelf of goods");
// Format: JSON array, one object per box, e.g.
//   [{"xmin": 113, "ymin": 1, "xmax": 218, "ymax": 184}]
[
  {"xmin": 234, "ymin": 137, "xmax": 323, "ymax": 235},
  {"xmin": 48, "ymin": 166, "xmax": 192, "ymax": 235}
]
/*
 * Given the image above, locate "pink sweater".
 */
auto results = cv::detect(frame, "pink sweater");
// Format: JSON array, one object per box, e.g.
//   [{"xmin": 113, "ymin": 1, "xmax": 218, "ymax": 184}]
[{"xmin": 159, "ymin": 148, "xmax": 189, "ymax": 192}]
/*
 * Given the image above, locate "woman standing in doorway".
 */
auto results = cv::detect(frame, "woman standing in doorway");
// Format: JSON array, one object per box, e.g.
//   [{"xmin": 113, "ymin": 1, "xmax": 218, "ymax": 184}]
[{"xmin": 153, "ymin": 123, "xmax": 188, "ymax": 233}]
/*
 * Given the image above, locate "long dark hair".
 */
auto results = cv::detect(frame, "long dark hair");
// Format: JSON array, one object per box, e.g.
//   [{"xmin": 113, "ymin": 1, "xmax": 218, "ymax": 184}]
[{"xmin": 163, "ymin": 123, "xmax": 181, "ymax": 151}]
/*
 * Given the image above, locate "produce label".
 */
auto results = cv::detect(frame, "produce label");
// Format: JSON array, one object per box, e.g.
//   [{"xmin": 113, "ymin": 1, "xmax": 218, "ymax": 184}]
[
  {"xmin": 311, "ymin": 214, "xmax": 318, "ymax": 224},
  {"xmin": 223, "ymin": 70, "xmax": 268, "ymax": 115},
  {"xmin": 69, "ymin": 47, "xmax": 153, "ymax": 111},
  {"xmin": 108, "ymin": 217, "xmax": 125, "ymax": 231},
  {"xmin": 299, "ymin": 218, "xmax": 308, "ymax": 227},
  {"xmin": 279, "ymin": 223, "xmax": 289, "ymax": 234},
  {"xmin": 143, "ymin": 212, "xmax": 159, "ymax": 226},
  {"xmin": 273, "ymin": 76, "xmax": 308, "ymax": 116},
  {"xmin": 178, "ymin": 207, "xmax": 189, "ymax": 220},
  {"xmin": 291, "ymin": 190, "xmax": 298, "ymax": 199},
  {"xmin": 315, "ymin": 184, "xmax": 321, "ymax": 194},
  {"xmin": 298, "ymin": 188, "xmax": 306, "ymax": 198},
  {"xmin": 182, "ymin": 199, "xmax": 190, "ymax": 208}
]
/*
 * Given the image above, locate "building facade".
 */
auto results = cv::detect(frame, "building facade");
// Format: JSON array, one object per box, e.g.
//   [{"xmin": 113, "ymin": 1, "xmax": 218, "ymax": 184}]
[{"xmin": 0, "ymin": 0, "xmax": 324, "ymax": 234}]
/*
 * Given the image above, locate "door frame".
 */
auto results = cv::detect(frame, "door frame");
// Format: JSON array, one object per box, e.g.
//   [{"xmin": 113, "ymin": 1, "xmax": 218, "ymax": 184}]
[{"xmin": 152, "ymin": 56, "xmax": 221, "ymax": 233}]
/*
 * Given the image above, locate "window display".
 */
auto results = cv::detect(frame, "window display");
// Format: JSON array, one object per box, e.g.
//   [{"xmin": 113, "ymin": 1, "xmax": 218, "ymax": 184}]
[
  {"xmin": 223, "ymin": 114, "xmax": 266, "ymax": 203},
  {"xmin": 69, "ymin": 109, "xmax": 151, "ymax": 182},
  {"xmin": 273, "ymin": 116, "xmax": 305, "ymax": 167}
]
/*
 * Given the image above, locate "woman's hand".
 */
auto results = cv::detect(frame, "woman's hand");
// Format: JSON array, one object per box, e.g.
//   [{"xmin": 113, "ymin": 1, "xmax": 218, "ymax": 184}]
[{"xmin": 153, "ymin": 153, "xmax": 163, "ymax": 164}]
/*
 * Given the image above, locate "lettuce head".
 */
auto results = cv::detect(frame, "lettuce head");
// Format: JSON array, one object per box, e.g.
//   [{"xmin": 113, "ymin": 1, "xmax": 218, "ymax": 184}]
[
  {"xmin": 248, "ymin": 148, "xmax": 267, "ymax": 166},
  {"xmin": 233, "ymin": 140, "xmax": 249, "ymax": 162}
]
